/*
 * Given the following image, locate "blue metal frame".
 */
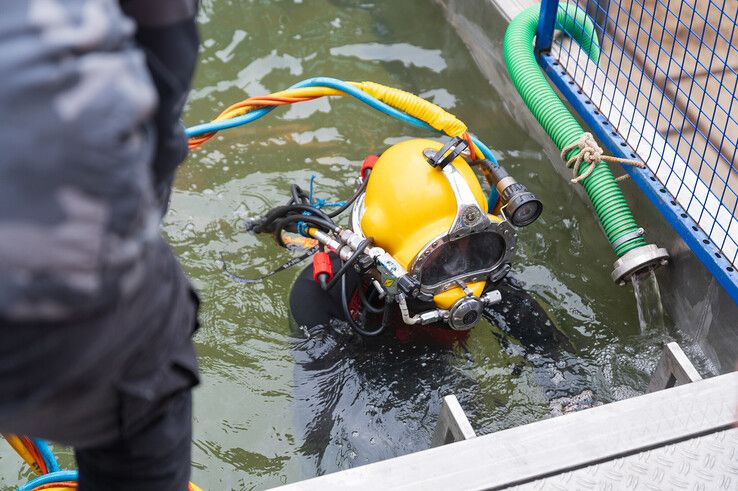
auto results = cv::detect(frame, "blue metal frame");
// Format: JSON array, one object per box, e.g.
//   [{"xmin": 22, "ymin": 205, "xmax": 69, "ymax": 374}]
[
  {"xmin": 535, "ymin": 0, "xmax": 738, "ymax": 305},
  {"xmin": 535, "ymin": 0, "xmax": 559, "ymax": 55}
]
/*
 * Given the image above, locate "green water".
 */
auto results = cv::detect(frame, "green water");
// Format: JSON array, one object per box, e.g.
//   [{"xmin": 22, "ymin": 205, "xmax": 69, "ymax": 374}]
[{"xmin": 0, "ymin": 0, "xmax": 665, "ymax": 489}]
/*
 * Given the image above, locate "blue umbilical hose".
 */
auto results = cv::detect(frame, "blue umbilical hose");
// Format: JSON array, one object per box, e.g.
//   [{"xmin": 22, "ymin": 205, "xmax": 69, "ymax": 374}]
[
  {"xmin": 186, "ymin": 78, "xmax": 497, "ymax": 161},
  {"xmin": 32, "ymin": 438, "xmax": 60, "ymax": 474},
  {"xmin": 186, "ymin": 77, "xmax": 500, "ymax": 205}
]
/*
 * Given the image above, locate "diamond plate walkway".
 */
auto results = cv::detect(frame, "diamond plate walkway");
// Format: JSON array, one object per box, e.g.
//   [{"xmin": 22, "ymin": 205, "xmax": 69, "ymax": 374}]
[
  {"xmin": 510, "ymin": 429, "xmax": 738, "ymax": 490},
  {"xmin": 272, "ymin": 371, "xmax": 738, "ymax": 490}
]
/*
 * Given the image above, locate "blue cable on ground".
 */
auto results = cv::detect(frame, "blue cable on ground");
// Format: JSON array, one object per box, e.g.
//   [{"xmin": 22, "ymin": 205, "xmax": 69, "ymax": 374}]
[
  {"xmin": 32, "ymin": 438, "xmax": 60, "ymax": 474},
  {"xmin": 17, "ymin": 470, "xmax": 78, "ymax": 491},
  {"xmin": 185, "ymin": 106, "xmax": 275, "ymax": 138}
]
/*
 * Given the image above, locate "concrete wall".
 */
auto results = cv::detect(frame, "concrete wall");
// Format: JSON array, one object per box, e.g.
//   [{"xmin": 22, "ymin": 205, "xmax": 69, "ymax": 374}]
[{"xmin": 433, "ymin": 0, "xmax": 738, "ymax": 374}]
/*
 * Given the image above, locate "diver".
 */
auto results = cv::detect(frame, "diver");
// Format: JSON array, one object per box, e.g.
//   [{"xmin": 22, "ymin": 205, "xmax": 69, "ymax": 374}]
[
  {"xmin": 190, "ymin": 77, "xmax": 593, "ymax": 473},
  {"xmin": 271, "ymin": 136, "xmax": 544, "ymax": 337},
  {"xmin": 245, "ymin": 137, "xmax": 589, "ymax": 472}
]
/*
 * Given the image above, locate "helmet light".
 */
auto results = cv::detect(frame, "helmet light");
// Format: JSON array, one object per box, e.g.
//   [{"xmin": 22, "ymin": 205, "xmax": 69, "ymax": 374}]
[
  {"xmin": 480, "ymin": 160, "xmax": 543, "ymax": 227},
  {"xmin": 502, "ymin": 183, "xmax": 543, "ymax": 227}
]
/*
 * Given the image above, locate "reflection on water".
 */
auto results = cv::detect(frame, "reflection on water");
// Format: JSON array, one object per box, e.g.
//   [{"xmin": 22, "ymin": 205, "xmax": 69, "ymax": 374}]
[
  {"xmin": 329, "ymin": 43, "xmax": 448, "ymax": 71},
  {"xmin": 289, "ymin": 276, "xmax": 596, "ymax": 473},
  {"xmin": 151, "ymin": 0, "xmax": 672, "ymax": 489},
  {"xmin": 291, "ymin": 320, "xmax": 473, "ymax": 472}
]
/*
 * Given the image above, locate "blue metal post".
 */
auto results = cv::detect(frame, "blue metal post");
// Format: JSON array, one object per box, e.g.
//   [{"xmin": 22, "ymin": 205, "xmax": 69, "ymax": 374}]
[{"xmin": 535, "ymin": 0, "xmax": 560, "ymax": 56}]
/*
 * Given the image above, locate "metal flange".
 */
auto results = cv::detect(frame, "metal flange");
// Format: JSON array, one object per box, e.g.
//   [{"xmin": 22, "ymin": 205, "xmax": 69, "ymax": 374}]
[{"xmin": 612, "ymin": 244, "xmax": 669, "ymax": 285}]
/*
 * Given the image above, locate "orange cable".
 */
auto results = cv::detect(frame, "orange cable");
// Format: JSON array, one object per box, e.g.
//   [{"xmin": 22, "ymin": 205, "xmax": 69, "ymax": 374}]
[
  {"xmin": 187, "ymin": 94, "xmax": 320, "ymax": 150},
  {"xmin": 20, "ymin": 437, "xmax": 47, "ymax": 475},
  {"xmin": 31, "ymin": 481, "xmax": 78, "ymax": 490},
  {"xmin": 463, "ymin": 132, "xmax": 477, "ymax": 161}
]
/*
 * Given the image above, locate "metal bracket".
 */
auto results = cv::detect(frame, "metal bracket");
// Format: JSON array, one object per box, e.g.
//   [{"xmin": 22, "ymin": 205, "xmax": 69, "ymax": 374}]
[
  {"xmin": 431, "ymin": 394, "xmax": 477, "ymax": 447},
  {"xmin": 534, "ymin": 0, "xmax": 560, "ymax": 57},
  {"xmin": 424, "ymin": 137, "xmax": 468, "ymax": 169},
  {"xmin": 611, "ymin": 227, "xmax": 644, "ymax": 250},
  {"xmin": 647, "ymin": 342, "xmax": 702, "ymax": 393},
  {"xmin": 442, "ymin": 163, "xmax": 488, "ymax": 238}
]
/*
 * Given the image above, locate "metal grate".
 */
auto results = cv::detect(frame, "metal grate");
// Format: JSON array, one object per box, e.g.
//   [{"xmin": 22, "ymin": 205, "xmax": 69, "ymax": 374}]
[{"xmin": 535, "ymin": 0, "xmax": 738, "ymax": 302}]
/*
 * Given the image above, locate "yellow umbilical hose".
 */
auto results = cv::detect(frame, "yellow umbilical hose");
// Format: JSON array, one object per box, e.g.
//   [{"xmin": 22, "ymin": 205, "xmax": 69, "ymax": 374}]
[
  {"xmin": 355, "ymin": 81, "xmax": 467, "ymax": 136},
  {"xmin": 192, "ymin": 81, "xmax": 476, "ymax": 156}
]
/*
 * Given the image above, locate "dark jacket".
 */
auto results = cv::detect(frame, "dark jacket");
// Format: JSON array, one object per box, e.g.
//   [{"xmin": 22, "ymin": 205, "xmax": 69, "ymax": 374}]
[{"xmin": 0, "ymin": 0, "xmax": 200, "ymax": 448}]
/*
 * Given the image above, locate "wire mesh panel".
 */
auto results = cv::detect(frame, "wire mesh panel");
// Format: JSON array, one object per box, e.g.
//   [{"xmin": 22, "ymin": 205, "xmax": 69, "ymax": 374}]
[{"xmin": 537, "ymin": 0, "xmax": 738, "ymax": 300}]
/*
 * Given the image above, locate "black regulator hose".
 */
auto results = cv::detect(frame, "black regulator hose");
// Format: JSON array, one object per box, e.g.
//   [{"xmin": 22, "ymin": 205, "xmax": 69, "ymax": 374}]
[
  {"xmin": 290, "ymin": 184, "xmax": 309, "ymax": 205},
  {"xmin": 380, "ymin": 300, "xmax": 393, "ymax": 331},
  {"xmin": 323, "ymin": 238, "xmax": 372, "ymax": 291},
  {"xmin": 260, "ymin": 204, "xmax": 335, "ymax": 231},
  {"xmin": 326, "ymin": 171, "xmax": 371, "ymax": 218},
  {"xmin": 341, "ymin": 274, "xmax": 384, "ymax": 337},
  {"xmin": 359, "ymin": 286, "xmax": 385, "ymax": 314}
]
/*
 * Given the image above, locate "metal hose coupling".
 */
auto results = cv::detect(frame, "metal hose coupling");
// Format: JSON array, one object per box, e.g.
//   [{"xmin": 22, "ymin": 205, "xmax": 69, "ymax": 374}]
[{"xmin": 611, "ymin": 230, "xmax": 669, "ymax": 285}]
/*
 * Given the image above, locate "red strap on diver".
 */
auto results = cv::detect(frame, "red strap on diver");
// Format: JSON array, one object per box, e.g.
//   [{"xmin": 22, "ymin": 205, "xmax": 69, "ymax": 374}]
[
  {"xmin": 312, "ymin": 251, "xmax": 333, "ymax": 282},
  {"xmin": 360, "ymin": 155, "xmax": 379, "ymax": 180}
]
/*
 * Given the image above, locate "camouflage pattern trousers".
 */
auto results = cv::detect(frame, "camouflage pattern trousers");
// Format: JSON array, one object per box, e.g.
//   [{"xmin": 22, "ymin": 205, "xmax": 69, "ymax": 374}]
[{"xmin": 0, "ymin": 0, "xmax": 200, "ymax": 489}]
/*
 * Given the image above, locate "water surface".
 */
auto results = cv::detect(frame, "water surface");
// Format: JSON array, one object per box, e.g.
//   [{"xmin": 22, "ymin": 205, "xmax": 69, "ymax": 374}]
[
  {"xmin": 178, "ymin": 1, "xmax": 666, "ymax": 489},
  {"xmin": 0, "ymin": 1, "xmax": 668, "ymax": 489}
]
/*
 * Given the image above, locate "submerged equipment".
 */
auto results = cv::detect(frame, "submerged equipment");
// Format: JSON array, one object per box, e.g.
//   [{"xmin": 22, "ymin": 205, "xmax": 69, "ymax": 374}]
[
  {"xmin": 187, "ymin": 78, "xmax": 539, "ymax": 333},
  {"xmin": 504, "ymin": 3, "xmax": 668, "ymax": 285}
]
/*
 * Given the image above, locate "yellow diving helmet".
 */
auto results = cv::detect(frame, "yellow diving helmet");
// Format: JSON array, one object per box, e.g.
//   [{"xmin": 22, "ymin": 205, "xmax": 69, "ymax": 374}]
[{"xmin": 351, "ymin": 138, "xmax": 518, "ymax": 330}]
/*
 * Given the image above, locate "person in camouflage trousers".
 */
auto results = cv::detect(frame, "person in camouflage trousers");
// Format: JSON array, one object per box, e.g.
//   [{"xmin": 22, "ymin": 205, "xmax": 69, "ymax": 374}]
[{"xmin": 0, "ymin": 1, "xmax": 201, "ymax": 489}]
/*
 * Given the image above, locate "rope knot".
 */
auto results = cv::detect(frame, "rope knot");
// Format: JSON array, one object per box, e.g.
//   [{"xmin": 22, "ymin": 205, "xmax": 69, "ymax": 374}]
[{"xmin": 560, "ymin": 132, "xmax": 645, "ymax": 184}]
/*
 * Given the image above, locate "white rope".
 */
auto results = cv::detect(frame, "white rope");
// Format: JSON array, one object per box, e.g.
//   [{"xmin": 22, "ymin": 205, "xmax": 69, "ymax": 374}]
[{"xmin": 560, "ymin": 132, "xmax": 646, "ymax": 184}]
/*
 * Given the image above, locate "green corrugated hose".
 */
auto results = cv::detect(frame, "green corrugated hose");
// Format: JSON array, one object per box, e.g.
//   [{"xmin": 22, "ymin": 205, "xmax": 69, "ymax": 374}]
[{"xmin": 504, "ymin": 3, "xmax": 647, "ymax": 256}]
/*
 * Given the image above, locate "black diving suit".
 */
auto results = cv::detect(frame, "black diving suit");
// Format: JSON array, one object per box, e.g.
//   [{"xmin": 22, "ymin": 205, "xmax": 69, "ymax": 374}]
[{"xmin": 287, "ymin": 254, "xmax": 591, "ymax": 475}]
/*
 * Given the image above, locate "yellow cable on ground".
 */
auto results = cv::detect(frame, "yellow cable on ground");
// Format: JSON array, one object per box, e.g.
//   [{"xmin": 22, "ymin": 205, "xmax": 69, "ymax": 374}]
[
  {"xmin": 272, "ymin": 86, "xmax": 345, "ymax": 99},
  {"xmin": 211, "ymin": 87, "xmax": 346, "ymax": 123},
  {"xmin": 219, "ymin": 106, "xmax": 255, "ymax": 120},
  {"xmin": 4, "ymin": 434, "xmax": 42, "ymax": 475}
]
